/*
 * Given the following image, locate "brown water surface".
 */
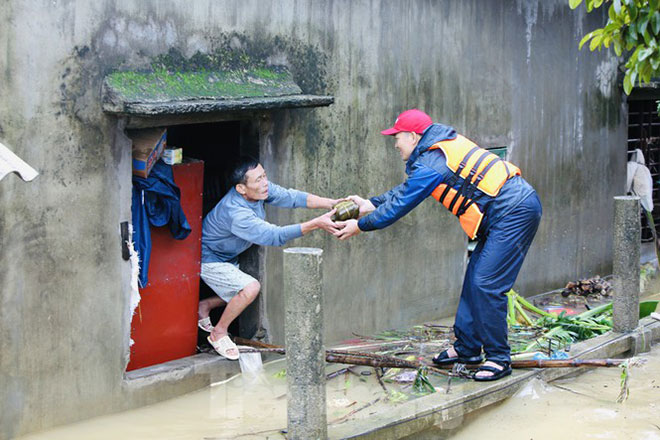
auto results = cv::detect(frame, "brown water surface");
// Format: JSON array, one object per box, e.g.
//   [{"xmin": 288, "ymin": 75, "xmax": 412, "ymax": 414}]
[
  {"xmin": 17, "ymin": 312, "xmax": 660, "ymax": 439},
  {"xmin": 437, "ymin": 343, "xmax": 660, "ymax": 440}
]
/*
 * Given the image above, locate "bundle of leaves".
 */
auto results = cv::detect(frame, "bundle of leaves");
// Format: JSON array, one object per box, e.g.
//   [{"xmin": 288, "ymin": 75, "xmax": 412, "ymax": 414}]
[
  {"xmin": 506, "ymin": 290, "xmax": 614, "ymax": 352},
  {"xmin": 527, "ymin": 308, "xmax": 613, "ymax": 351}
]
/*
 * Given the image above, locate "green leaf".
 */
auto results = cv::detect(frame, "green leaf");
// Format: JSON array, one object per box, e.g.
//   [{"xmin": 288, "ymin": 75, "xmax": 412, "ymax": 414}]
[
  {"xmin": 593, "ymin": 0, "xmax": 604, "ymax": 8},
  {"xmin": 639, "ymin": 300, "xmax": 658, "ymax": 318},
  {"xmin": 651, "ymin": 55, "xmax": 660, "ymax": 70},
  {"xmin": 639, "ymin": 47, "xmax": 654, "ymax": 60},
  {"xmin": 639, "ymin": 14, "xmax": 650, "ymax": 35},
  {"xmin": 653, "ymin": 12, "xmax": 660, "ymax": 35},
  {"xmin": 644, "ymin": 29, "xmax": 652, "ymax": 45},
  {"xmin": 624, "ymin": 74, "xmax": 633, "ymax": 94},
  {"xmin": 630, "ymin": 3, "xmax": 639, "ymax": 21},
  {"xmin": 615, "ymin": 40, "xmax": 623, "ymax": 56},
  {"xmin": 651, "ymin": 0, "xmax": 659, "ymax": 12},
  {"xmin": 569, "ymin": 0, "xmax": 583, "ymax": 9},
  {"xmin": 641, "ymin": 61, "xmax": 653, "ymax": 82},
  {"xmin": 579, "ymin": 31, "xmax": 594, "ymax": 49},
  {"xmin": 590, "ymin": 34, "xmax": 603, "ymax": 50},
  {"xmin": 630, "ymin": 21, "xmax": 639, "ymax": 40}
]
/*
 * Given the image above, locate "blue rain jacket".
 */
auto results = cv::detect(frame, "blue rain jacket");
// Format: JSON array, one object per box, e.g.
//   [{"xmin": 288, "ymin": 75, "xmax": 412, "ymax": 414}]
[
  {"xmin": 132, "ymin": 160, "xmax": 191, "ymax": 287},
  {"xmin": 358, "ymin": 123, "xmax": 535, "ymax": 237}
]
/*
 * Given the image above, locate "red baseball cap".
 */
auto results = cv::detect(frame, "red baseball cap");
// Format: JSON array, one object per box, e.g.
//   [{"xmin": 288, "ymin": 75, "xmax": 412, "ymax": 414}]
[{"xmin": 381, "ymin": 109, "xmax": 433, "ymax": 135}]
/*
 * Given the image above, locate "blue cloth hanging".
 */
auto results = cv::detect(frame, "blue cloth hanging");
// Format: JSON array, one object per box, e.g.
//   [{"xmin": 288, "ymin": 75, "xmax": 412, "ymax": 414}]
[{"xmin": 132, "ymin": 159, "xmax": 191, "ymax": 287}]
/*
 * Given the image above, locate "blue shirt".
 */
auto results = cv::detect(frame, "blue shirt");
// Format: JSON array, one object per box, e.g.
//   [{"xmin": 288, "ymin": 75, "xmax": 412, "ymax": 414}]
[{"xmin": 201, "ymin": 182, "xmax": 309, "ymax": 264}]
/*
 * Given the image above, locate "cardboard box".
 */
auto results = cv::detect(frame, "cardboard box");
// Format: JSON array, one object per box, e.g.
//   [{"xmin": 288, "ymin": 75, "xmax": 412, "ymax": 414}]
[{"xmin": 129, "ymin": 128, "xmax": 167, "ymax": 178}]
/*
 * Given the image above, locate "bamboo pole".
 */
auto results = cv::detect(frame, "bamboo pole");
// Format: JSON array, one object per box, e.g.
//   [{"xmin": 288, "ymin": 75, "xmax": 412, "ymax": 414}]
[
  {"xmin": 432, "ymin": 358, "xmax": 625, "ymax": 370},
  {"xmin": 235, "ymin": 339, "xmax": 450, "ymax": 376},
  {"xmin": 511, "ymin": 358, "xmax": 624, "ymax": 368},
  {"xmin": 234, "ymin": 338, "xmax": 623, "ymax": 371}
]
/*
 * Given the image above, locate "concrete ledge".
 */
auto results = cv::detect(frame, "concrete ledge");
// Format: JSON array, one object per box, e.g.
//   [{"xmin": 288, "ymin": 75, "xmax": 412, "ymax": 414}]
[
  {"xmin": 330, "ymin": 317, "xmax": 660, "ymax": 439},
  {"xmin": 120, "ymin": 353, "xmax": 241, "ymax": 411}
]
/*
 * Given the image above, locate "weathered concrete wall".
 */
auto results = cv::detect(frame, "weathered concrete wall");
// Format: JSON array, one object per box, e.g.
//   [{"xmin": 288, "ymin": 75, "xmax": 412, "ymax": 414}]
[
  {"xmin": 0, "ymin": 0, "xmax": 625, "ymax": 437},
  {"xmin": 263, "ymin": 1, "xmax": 626, "ymax": 343}
]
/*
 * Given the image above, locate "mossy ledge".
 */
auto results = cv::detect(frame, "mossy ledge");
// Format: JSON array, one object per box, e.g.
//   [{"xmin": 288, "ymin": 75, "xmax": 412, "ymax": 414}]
[{"xmin": 104, "ymin": 66, "xmax": 300, "ymax": 104}]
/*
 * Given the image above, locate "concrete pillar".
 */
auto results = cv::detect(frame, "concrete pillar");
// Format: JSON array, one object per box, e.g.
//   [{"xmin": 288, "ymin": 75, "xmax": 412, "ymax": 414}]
[
  {"xmin": 283, "ymin": 247, "xmax": 326, "ymax": 440},
  {"xmin": 612, "ymin": 196, "xmax": 640, "ymax": 333}
]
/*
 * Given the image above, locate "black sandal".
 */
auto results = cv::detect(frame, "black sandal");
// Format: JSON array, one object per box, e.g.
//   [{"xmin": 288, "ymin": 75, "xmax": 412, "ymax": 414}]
[
  {"xmin": 432, "ymin": 348, "xmax": 483, "ymax": 366},
  {"xmin": 472, "ymin": 360, "xmax": 512, "ymax": 381}
]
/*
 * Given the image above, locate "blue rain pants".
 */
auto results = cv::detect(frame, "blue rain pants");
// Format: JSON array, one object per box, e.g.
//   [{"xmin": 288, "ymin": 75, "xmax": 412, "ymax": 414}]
[{"xmin": 453, "ymin": 191, "xmax": 542, "ymax": 363}]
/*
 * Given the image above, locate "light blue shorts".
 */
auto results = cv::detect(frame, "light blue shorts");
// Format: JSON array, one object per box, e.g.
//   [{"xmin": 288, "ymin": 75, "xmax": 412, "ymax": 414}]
[{"xmin": 201, "ymin": 262, "xmax": 258, "ymax": 303}]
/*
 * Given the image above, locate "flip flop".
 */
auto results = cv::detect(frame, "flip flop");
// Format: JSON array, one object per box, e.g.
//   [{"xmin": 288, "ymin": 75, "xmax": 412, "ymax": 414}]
[
  {"xmin": 207, "ymin": 335, "xmax": 240, "ymax": 360},
  {"xmin": 198, "ymin": 316, "xmax": 213, "ymax": 333},
  {"xmin": 473, "ymin": 361, "xmax": 512, "ymax": 382}
]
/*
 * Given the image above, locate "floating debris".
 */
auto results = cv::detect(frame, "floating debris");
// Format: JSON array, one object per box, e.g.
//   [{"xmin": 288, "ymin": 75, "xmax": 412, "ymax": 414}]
[{"xmin": 561, "ymin": 275, "xmax": 612, "ymax": 298}]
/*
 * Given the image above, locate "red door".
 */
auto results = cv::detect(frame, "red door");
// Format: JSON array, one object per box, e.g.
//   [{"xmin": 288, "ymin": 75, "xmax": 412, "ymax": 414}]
[{"xmin": 127, "ymin": 160, "xmax": 204, "ymax": 371}]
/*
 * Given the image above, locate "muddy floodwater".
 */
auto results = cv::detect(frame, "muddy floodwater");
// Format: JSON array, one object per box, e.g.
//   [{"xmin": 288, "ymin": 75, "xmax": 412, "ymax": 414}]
[
  {"xmin": 18, "ymin": 354, "xmax": 424, "ymax": 440},
  {"xmin": 430, "ymin": 344, "xmax": 660, "ymax": 440},
  {"xmin": 18, "ymin": 342, "xmax": 660, "ymax": 439}
]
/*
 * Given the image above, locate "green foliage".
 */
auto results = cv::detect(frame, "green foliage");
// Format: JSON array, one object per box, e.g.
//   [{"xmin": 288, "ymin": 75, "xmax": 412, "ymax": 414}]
[
  {"xmin": 570, "ymin": 0, "xmax": 660, "ymax": 94},
  {"xmin": 412, "ymin": 367, "xmax": 436, "ymax": 394},
  {"xmin": 617, "ymin": 360, "xmax": 631, "ymax": 402},
  {"xmin": 639, "ymin": 300, "xmax": 659, "ymax": 317}
]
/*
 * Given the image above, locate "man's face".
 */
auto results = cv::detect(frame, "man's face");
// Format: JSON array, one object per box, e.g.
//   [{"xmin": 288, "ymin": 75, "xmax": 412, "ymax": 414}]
[
  {"xmin": 393, "ymin": 132, "xmax": 418, "ymax": 161},
  {"xmin": 237, "ymin": 164, "xmax": 269, "ymax": 202}
]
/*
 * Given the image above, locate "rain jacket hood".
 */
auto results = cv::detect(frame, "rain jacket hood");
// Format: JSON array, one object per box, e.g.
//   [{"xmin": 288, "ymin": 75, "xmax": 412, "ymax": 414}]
[{"xmin": 406, "ymin": 123, "xmax": 457, "ymax": 172}]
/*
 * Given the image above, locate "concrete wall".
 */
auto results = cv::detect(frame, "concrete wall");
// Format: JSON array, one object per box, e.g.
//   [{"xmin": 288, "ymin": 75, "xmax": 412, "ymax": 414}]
[{"xmin": 0, "ymin": 0, "xmax": 625, "ymax": 437}]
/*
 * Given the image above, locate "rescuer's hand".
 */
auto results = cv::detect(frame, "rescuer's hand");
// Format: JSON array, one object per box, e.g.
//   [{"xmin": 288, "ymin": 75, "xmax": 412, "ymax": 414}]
[
  {"xmin": 346, "ymin": 195, "xmax": 375, "ymax": 218},
  {"xmin": 333, "ymin": 219, "xmax": 361, "ymax": 240}
]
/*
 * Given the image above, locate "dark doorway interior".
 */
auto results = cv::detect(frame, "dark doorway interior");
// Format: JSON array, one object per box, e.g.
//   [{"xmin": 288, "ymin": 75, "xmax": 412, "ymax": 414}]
[
  {"xmin": 168, "ymin": 120, "xmax": 262, "ymax": 343},
  {"xmin": 627, "ymin": 99, "xmax": 660, "ymax": 241}
]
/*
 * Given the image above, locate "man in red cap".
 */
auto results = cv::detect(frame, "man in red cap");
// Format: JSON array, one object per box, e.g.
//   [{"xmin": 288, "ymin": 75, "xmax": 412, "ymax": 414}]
[{"xmin": 334, "ymin": 109, "xmax": 542, "ymax": 381}]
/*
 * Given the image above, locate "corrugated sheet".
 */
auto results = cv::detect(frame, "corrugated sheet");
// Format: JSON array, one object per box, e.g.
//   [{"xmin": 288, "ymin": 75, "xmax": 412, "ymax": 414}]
[{"xmin": 0, "ymin": 142, "xmax": 38, "ymax": 182}]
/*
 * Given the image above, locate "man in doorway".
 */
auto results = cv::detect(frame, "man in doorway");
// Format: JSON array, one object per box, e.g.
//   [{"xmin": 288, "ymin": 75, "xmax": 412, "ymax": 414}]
[
  {"xmin": 334, "ymin": 109, "xmax": 542, "ymax": 381},
  {"xmin": 199, "ymin": 156, "xmax": 339, "ymax": 360}
]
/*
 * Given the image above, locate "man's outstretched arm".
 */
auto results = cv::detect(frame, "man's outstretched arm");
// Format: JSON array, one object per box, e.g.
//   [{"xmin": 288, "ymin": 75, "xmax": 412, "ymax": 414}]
[
  {"xmin": 266, "ymin": 182, "xmax": 339, "ymax": 210},
  {"xmin": 306, "ymin": 193, "xmax": 340, "ymax": 210}
]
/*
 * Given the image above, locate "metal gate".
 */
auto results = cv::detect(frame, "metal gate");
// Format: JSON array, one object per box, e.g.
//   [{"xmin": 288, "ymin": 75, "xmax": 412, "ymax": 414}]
[{"xmin": 627, "ymin": 99, "xmax": 660, "ymax": 241}]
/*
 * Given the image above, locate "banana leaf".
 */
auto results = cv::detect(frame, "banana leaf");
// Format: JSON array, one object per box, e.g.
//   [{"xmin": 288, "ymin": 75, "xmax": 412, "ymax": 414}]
[{"xmin": 640, "ymin": 300, "xmax": 658, "ymax": 318}]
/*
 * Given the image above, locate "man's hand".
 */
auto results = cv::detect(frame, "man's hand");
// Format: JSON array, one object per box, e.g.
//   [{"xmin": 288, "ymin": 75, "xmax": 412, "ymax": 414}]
[
  {"xmin": 315, "ymin": 209, "xmax": 340, "ymax": 234},
  {"xmin": 307, "ymin": 194, "xmax": 344, "ymax": 210},
  {"xmin": 301, "ymin": 209, "xmax": 339, "ymax": 235},
  {"xmin": 346, "ymin": 195, "xmax": 376, "ymax": 218},
  {"xmin": 333, "ymin": 219, "xmax": 362, "ymax": 240}
]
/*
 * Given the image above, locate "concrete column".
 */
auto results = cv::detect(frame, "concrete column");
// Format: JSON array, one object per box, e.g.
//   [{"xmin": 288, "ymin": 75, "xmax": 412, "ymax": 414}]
[
  {"xmin": 283, "ymin": 247, "xmax": 326, "ymax": 440},
  {"xmin": 612, "ymin": 196, "xmax": 640, "ymax": 333}
]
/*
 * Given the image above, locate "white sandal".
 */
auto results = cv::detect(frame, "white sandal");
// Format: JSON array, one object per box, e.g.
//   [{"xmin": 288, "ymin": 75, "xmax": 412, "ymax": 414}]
[
  {"xmin": 198, "ymin": 316, "xmax": 213, "ymax": 333},
  {"xmin": 207, "ymin": 335, "xmax": 240, "ymax": 360}
]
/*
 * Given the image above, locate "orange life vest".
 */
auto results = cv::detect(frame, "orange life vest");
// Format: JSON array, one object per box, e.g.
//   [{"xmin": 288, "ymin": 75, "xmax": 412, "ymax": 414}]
[{"xmin": 429, "ymin": 135, "xmax": 521, "ymax": 239}]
